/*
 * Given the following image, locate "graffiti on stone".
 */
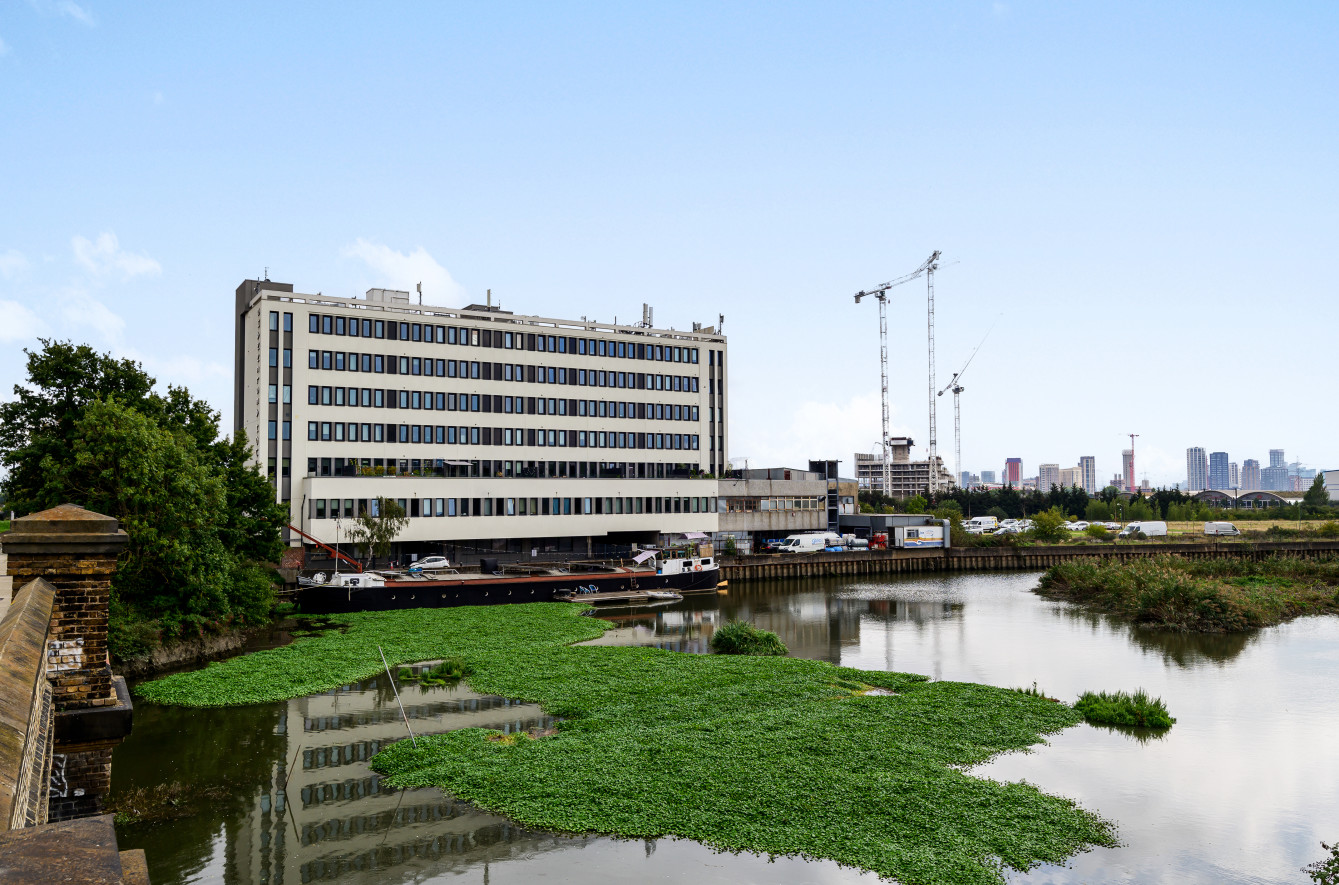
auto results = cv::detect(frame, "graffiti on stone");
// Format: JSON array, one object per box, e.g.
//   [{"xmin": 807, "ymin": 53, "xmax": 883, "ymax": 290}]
[
  {"xmin": 47, "ymin": 637, "xmax": 83, "ymax": 674},
  {"xmin": 50, "ymin": 754, "xmax": 68, "ymax": 798}
]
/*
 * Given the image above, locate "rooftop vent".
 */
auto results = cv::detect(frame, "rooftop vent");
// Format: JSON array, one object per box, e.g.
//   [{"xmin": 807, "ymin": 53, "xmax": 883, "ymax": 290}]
[{"xmin": 366, "ymin": 288, "xmax": 411, "ymax": 303}]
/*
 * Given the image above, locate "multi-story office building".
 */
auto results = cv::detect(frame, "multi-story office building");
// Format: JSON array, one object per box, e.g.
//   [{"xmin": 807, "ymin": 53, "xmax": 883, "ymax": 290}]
[
  {"xmin": 1228, "ymin": 462, "xmax": 1239, "ymax": 488},
  {"xmin": 1038, "ymin": 463, "xmax": 1061, "ymax": 492},
  {"xmin": 980, "ymin": 470, "xmax": 996, "ymax": 484},
  {"xmin": 1261, "ymin": 449, "xmax": 1289, "ymax": 491},
  {"xmin": 234, "ymin": 280, "xmax": 726, "ymax": 558},
  {"xmin": 1241, "ymin": 459, "xmax": 1261, "ymax": 490},
  {"xmin": 1186, "ymin": 447, "xmax": 1208, "ymax": 492},
  {"xmin": 854, "ymin": 438, "xmax": 953, "ymax": 498},
  {"xmin": 1078, "ymin": 455, "xmax": 1097, "ymax": 494},
  {"xmin": 1003, "ymin": 458, "xmax": 1022, "ymax": 486},
  {"xmin": 1058, "ymin": 466, "xmax": 1082, "ymax": 489},
  {"xmin": 1208, "ymin": 451, "xmax": 1229, "ymax": 490}
]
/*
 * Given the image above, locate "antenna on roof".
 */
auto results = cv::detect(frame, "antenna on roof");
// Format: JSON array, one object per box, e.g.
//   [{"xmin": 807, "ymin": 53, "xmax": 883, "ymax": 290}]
[
  {"xmin": 417, "ymin": 282, "xmax": 422, "ymax": 305},
  {"xmin": 719, "ymin": 313, "xmax": 725, "ymax": 333},
  {"xmin": 263, "ymin": 266, "xmax": 269, "ymax": 281},
  {"xmin": 487, "ymin": 288, "xmax": 492, "ymax": 311}
]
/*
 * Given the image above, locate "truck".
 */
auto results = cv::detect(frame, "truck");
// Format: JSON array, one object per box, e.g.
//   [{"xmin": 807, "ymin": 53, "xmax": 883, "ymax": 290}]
[{"xmin": 1118, "ymin": 521, "xmax": 1168, "ymax": 538}]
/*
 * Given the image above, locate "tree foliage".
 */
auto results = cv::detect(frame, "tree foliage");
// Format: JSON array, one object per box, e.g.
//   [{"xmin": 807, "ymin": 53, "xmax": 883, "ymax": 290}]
[
  {"xmin": 346, "ymin": 496, "xmax": 409, "ymax": 563},
  {"xmin": 1030, "ymin": 507, "xmax": 1070, "ymax": 542},
  {"xmin": 1304, "ymin": 475, "xmax": 1331, "ymax": 515}
]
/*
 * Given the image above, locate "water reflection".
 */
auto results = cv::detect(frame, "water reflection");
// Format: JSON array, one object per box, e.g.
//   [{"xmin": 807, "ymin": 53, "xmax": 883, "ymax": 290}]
[{"xmin": 114, "ymin": 571, "xmax": 1339, "ymax": 885}]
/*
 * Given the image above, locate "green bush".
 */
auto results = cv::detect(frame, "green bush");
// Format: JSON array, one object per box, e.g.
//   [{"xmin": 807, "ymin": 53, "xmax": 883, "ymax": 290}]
[
  {"xmin": 1303, "ymin": 840, "xmax": 1339, "ymax": 884},
  {"xmin": 1318, "ymin": 522, "xmax": 1339, "ymax": 538},
  {"xmin": 1075, "ymin": 689, "xmax": 1174, "ymax": 729},
  {"xmin": 1030, "ymin": 507, "xmax": 1070, "ymax": 543},
  {"xmin": 1084, "ymin": 524, "xmax": 1110, "ymax": 540},
  {"xmin": 709, "ymin": 621, "xmax": 788, "ymax": 656}
]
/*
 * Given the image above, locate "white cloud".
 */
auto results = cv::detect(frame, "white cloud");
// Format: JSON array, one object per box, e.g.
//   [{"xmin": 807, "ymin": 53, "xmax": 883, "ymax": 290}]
[
  {"xmin": 731, "ymin": 391, "xmax": 918, "ymax": 473},
  {"xmin": 0, "ymin": 300, "xmax": 44, "ymax": 343},
  {"xmin": 59, "ymin": 290, "xmax": 125, "ymax": 345},
  {"xmin": 57, "ymin": 1, "xmax": 95, "ymax": 26},
  {"xmin": 71, "ymin": 232, "xmax": 162, "ymax": 280},
  {"xmin": 0, "ymin": 249, "xmax": 28, "ymax": 278},
  {"xmin": 342, "ymin": 238, "xmax": 466, "ymax": 303}
]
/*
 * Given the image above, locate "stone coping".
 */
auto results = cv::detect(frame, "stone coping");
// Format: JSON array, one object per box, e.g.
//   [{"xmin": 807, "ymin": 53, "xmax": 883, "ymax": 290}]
[
  {"xmin": 0, "ymin": 814, "xmax": 128, "ymax": 884},
  {"xmin": 0, "ymin": 578, "xmax": 55, "ymax": 833}
]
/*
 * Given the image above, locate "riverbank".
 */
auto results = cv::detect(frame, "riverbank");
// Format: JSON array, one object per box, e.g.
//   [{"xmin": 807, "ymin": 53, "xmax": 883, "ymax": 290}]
[
  {"xmin": 115, "ymin": 610, "xmax": 314, "ymax": 678},
  {"xmin": 1037, "ymin": 555, "xmax": 1339, "ymax": 632},
  {"xmin": 137, "ymin": 603, "xmax": 1115, "ymax": 884}
]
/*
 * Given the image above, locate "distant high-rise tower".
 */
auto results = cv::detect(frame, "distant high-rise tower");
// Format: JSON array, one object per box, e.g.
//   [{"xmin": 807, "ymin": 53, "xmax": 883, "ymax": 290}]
[
  {"xmin": 1228, "ymin": 462, "xmax": 1239, "ymax": 488},
  {"xmin": 1208, "ymin": 451, "xmax": 1229, "ymax": 490},
  {"xmin": 980, "ymin": 470, "xmax": 997, "ymax": 484},
  {"xmin": 1038, "ymin": 463, "xmax": 1060, "ymax": 492},
  {"xmin": 1261, "ymin": 450, "xmax": 1289, "ymax": 490},
  {"xmin": 1186, "ymin": 447, "xmax": 1208, "ymax": 491},
  {"xmin": 1270, "ymin": 449, "xmax": 1286, "ymax": 468},
  {"xmin": 1079, "ymin": 455, "xmax": 1097, "ymax": 494},
  {"xmin": 1004, "ymin": 458, "xmax": 1022, "ymax": 486},
  {"xmin": 1122, "ymin": 450, "xmax": 1135, "ymax": 493},
  {"xmin": 1241, "ymin": 459, "xmax": 1261, "ymax": 489}
]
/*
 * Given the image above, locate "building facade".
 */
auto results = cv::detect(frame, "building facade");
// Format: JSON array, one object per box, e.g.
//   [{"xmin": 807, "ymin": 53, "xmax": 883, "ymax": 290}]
[
  {"xmin": 235, "ymin": 280, "xmax": 726, "ymax": 558},
  {"xmin": 1003, "ymin": 458, "xmax": 1022, "ymax": 486},
  {"xmin": 1208, "ymin": 451, "xmax": 1229, "ymax": 490},
  {"xmin": 1078, "ymin": 455, "xmax": 1097, "ymax": 494},
  {"xmin": 1186, "ymin": 447, "xmax": 1208, "ymax": 492},
  {"xmin": 1228, "ymin": 461, "xmax": 1239, "ymax": 488},
  {"xmin": 1059, "ymin": 466, "xmax": 1082, "ymax": 489},
  {"xmin": 1241, "ymin": 459, "xmax": 1261, "ymax": 490},
  {"xmin": 1261, "ymin": 449, "xmax": 1289, "ymax": 491},
  {"xmin": 854, "ymin": 438, "xmax": 954, "ymax": 498},
  {"xmin": 980, "ymin": 470, "xmax": 996, "ymax": 484},
  {"xmin": 1038, "ymin": 463, "xmax": 1060, "ymax": 492}
]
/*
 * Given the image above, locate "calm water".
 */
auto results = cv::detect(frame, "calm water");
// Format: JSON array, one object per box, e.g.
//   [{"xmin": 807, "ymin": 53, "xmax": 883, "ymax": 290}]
[{"xmin": 113, "ymin": 572, "xmax": 1339, "ymax": 884}]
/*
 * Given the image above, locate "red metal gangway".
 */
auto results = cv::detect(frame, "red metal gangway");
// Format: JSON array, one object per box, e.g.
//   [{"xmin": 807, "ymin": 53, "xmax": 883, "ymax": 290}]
[{"xmin": 286, "ymin": 524, "xmax": 363, "ymax": 572}]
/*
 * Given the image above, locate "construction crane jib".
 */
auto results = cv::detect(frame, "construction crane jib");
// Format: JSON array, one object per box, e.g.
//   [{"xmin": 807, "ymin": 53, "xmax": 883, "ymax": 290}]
[{"xmin": 854, "ymin": 249, "xmax": 941, "ymax": 500}]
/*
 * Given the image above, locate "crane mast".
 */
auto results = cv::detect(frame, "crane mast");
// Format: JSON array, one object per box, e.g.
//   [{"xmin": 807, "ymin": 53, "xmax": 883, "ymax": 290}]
[
  {"xmin": 924, "ymin": 252, "xmax": 941, "ymax": 494},
  {"xmin": 937, "ymin": 320, "xmax": 996, "ymax": 493},
  {"xmin": 854, "ymin": 250, "xmax": 941, "ymax": 501}
]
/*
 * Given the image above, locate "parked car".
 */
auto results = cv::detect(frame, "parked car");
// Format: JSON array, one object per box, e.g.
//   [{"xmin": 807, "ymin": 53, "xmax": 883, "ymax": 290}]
[
  {"xmin": 1204, "ymin": 521, "xmax": 1241, "ymax": 536},
  {"xmin": 1103, "ymin": 522, "xmax": 1121, "ymax": 531},
  {"xmin": 413, "ymin": 555, "xmax": 453, "ymax": 570}
]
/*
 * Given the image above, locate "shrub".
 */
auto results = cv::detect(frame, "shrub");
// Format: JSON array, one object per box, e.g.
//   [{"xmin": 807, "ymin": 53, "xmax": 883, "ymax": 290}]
[
  {"xmin": 1075, "ymin": 689, "xmax": 1175, "ymax": 729},
  {"xmin": 1084, "ymin": 524, "xmax": 1110, "ymax": 540},
  {"xmin": 1031, "ymin": 507, "xmax": 1070, "ymax": 543},
  {"xmin": 709, "ymin": 621, "xmax": 788, "ymax": 656},
  {"xmin": 1319, "ymin": 522, "xmax": 1339, "ymax": 538}
]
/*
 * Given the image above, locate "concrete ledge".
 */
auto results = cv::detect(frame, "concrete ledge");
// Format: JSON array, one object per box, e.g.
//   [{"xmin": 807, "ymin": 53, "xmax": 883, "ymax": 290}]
[
  {"xmin": 0, "ymin": 579, "xmax": 55, "ymax": 832},
  {"xmin": 0, "ymin": 814, "xmax": 128, "ymax": 884},
  {"xmin": 54, "ymin": 677, "xmax": 133, "ymax": 745}
]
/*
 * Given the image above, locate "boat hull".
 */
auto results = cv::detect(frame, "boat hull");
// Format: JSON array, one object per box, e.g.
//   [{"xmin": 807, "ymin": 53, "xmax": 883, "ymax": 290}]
[{"xmin": 296, "ymin": 566, "xmax": 720, "ymax": 614}]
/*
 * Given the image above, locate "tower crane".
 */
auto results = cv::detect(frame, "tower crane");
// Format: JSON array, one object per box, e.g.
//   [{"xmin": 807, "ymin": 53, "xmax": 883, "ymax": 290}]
[
  {"xmin": 854, "ymin": 250, "xmax": 941, "ymax": 499},
  {"xmin": 937, "ymin": 319, "xmax": 997, "ymax": 489}
]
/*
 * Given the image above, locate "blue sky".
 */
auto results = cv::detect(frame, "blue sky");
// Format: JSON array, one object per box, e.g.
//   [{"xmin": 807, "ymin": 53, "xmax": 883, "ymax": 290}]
[{"xmin": 2, "ymin": 2, "xmax": 1336, "ymax": 487}]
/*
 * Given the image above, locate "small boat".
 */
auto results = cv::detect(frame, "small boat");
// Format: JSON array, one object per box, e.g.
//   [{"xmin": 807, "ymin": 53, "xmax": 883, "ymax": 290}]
[{"xmin": 645, "ymin": 590, "xmax": 683, "ymax": 601}]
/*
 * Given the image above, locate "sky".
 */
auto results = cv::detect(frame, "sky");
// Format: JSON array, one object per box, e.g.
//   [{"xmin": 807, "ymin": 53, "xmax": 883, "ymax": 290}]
[{"xmin": 2, "ymin": 2, "xmax": 1336, "ymax": 487}]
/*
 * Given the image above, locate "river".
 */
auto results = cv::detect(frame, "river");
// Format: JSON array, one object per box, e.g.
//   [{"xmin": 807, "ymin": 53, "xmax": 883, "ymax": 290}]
[{"xmin": 112, "ymin": 571, "xmax": 1339, "ymax": 884}]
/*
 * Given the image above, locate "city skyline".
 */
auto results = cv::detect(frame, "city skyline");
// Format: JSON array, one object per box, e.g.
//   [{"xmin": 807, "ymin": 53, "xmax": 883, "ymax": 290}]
[{"xmin": 2, "ymin": 4, "xmax": 1337, "ymax": 486}]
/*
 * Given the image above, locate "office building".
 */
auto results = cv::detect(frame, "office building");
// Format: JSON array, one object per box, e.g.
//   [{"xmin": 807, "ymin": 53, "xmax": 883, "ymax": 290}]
[
  {"xmin": 854, "ymin": 439, "xmax": 954, "ymax": 498},
  {"xmin": 980, "ymin": 470, "xmax": 996, "ymax": 484},
  {"xmin": 1208, "ymin": 451, "xmax": 1229, "ymax": 490},
  {"xmin": 1058, "ymin": 466, "xmax": 1081, "ymax": 489},
  {"xmin": 1228, "ymin": 462, "xmax": 1239, "ymax": 488},
  {"xmin": 1038, "ymin": 463, "xmax": 1061, "ymax": 492},
  {"xmin": 1241, "ymin": 459, "xmax": 1260, "ymax": 490},
  {"xmin": 1122, "ymin": 450, "xmax": 1135, "ymax": 492},
  {"xmin": 1078, "ymin": 455, "xmax": 1097, "ymax": 494},
  {"xmin": 1261, "ymin": 449, "xmax": 1289, "ymax": 491},
  {"xmin": 235, "ymin": 280, "xmax": 725, "ymax": 558},
  {"xmin": 1186, "ymin": 447, "xmax": 1208, "ymax": 492},
  {"xmin": 1004, "ymin": 458, "xmax": 1022, "ymax": 486}
]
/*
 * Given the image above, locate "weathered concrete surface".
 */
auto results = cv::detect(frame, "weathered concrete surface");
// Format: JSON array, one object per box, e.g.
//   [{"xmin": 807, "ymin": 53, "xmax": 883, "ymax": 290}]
[
  {"xmin": 0, "ymin": 814, "xmax": 127, "ymax": 884},
  {"xmin": 0, "ymin": 578, "xmax": 55, "ymax": 831}
]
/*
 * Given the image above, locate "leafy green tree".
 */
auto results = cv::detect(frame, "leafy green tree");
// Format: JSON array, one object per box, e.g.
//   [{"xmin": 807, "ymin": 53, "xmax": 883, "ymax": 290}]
[
  {"xmin": 214, "ymin": 431, "xmax": 287, "ymax": 563},
  {"xmin": 905, "ymin": 495, "xmax": 927, "ymax": 514},
  {"xmin": 986, "ymin": 506, "xmax": 1008, "ymax": 520},
  {"xmin": 347, "ymin": 496, "xmax": 409, "ymax": 565},
  {"xmin": 1030, "ymin": 507, "xmax": 1070, "ymax": 542},
  {"xmin": 1085, "ymin": 500, "xmax": 1111, "ymax": 521},
  {"xmin": 1303, "ymin": 475, "xmax": 1330, "ymax": 515}
]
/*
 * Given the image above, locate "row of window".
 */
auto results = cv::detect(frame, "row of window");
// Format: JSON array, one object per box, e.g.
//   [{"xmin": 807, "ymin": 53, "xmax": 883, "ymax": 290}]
[
  {"xmin": 312, "ymin": 494, "xmax": 716, "ymax": 520},
  {"xmin": 305, "ymin": 351, "xmax": 702, "ymax": 393},
  {"xmin": 722, "ymin": 497, "xmax": 825, "ymax": 512},
  {"xmin": 304, "ymin": 312, "xmax": 708, "ymax": 365},
  {"xmin": 306, "ymin": 386, "xmax": 701, "ymax": 422},
  {"xmin": 306, "ymin": 421, "xmax": 701, "ymax": 450},
  {"xmin": 308, "ymin": 457, "xmax": 702, "ymax": 480}
]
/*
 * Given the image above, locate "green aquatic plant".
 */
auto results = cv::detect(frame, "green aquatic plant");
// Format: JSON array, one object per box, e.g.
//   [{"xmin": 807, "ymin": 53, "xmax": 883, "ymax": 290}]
[
  {"xmin": 1304, "ymin": 840, "xmax": 1339, "ymax": 884},
  {"xmin": 1075, "ymin": 689, "xmax": 1175, "ymax": 729},
  {"xmin": 708, "ymin": 620, "xmax": 788, "ymax": 656},
  {"xmin": 139, "ymin": 604, "xmax": 1116, "ymax": 884}
]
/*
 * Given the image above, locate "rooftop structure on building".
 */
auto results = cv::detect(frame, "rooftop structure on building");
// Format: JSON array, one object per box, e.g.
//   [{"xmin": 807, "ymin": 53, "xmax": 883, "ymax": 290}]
[{"xmin": 235, "ymin": 279, "xmax": 727, "ymax": 560}]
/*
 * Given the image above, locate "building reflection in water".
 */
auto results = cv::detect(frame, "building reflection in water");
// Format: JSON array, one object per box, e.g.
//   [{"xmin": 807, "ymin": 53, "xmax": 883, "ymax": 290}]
[{"xmin": 227, "ymin": 673, "xmax": 577, "ymax": 885}]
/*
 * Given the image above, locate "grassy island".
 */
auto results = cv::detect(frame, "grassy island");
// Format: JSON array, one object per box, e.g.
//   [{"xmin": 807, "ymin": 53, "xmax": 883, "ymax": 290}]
[
  {"xmin": 1038, "ymin": 555, "xmax": 1339, "ymax": 632},
  {"xmin": 139, "ymin": 604, "xmax": 1114, "ymax": 885}
]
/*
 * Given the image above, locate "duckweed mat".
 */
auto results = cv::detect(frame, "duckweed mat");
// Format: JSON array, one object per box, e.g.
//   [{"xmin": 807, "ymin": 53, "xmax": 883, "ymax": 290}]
[{"xmin": 139, "ymin": 604, "xmax": 1115, "ymax": 884}]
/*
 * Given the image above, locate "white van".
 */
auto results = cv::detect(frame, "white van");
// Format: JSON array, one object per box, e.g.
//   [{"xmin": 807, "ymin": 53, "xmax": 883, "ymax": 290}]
[
  {"xmin": 775, "ymin": 532, "xmax": 844, "ymax": 553},
  {"xmin": 1118, "ymin": 521, "xmax": 1168, "ymax": 538},
  {"xmin": 1204, "ymin": 521, "xmax": 1240, "ymax": 536},
  {"xmin": 964, "ymin": 516, "xmax": 998, "ymax": 534}
]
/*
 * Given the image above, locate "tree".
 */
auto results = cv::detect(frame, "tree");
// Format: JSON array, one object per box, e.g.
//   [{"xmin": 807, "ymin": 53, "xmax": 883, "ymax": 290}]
[
  {"xmin": 214, "ymin": 431, "xmax": 287, "ymax": 563},
  {"xmin": 347, "ymin": 497, "xmax": 409, "ymax": 564},
  {"xmin": 905, "ymin": 495, "xmax": 927, "ymax": 514},
  {"xmin": 1030, "ymin": 507, "xmax": 1070, "ymax": 542},
  {"xmin": 1303, "ymin": 475, "xmax": 1330, "ymax": 515}
]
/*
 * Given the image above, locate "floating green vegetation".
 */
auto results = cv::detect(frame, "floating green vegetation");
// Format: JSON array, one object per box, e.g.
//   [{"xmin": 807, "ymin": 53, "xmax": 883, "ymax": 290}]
[
  {"xmin": 1038, "ymin": 555, "xmax": 1339, "ymax": 632},
  {"xmin": 400, "ymin": 657, "xmax": 471, "ymax": 685},
  {"xmin": 139, "ymin": 604, "xmax": 1115, "ymax": 884},
  {"xmin": 1075, "ymin": 689, "xmax": 1175, "ymax": 729},
  {"xmin": 708, "ymin": 620, "xmax": 788, "ymax": 656}
]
